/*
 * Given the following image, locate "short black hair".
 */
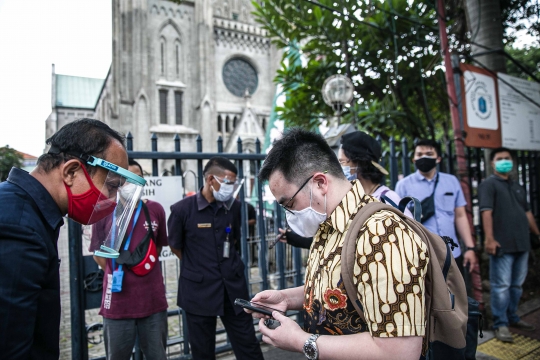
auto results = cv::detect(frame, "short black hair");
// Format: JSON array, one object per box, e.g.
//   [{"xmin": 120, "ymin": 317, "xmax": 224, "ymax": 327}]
[
  {"xmin": 128, "ymin": 159, "xmax": 144, "ymax": 175},
  {"xmin": 38, "ymin": 118, "xmax": 125, "ymax": 173},
  {"xmin": 258, "ymin": 128, "xmax": 344, "ymax": 185},
  {"xmin": 203, "ymin": 156, "xmax": 238, "ymax": 177},
  {"xmin": 490, "ymin": 147, "xmax": 514, "ymax": 161},
  {"xmin": 414, "ymin": 139, "xmax": 441, "ymax": 157}
]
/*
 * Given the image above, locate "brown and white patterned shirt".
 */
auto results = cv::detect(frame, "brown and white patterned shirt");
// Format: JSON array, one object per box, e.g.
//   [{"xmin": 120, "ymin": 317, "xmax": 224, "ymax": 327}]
[{"xmin": 303, "ymin": 180, "xmax": 429, "ymax": 339}]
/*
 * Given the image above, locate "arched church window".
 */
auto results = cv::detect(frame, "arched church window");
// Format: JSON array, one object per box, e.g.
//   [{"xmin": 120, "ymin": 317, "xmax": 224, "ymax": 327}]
[
  {"xmin": 233, "ymin": 116, "xmax": 238, "ymax": 129},
  {"xmin": 262, "ymin": 117, "xmax": 266, "ymax": 131},
  {"xmin": 218, "ymin": 115, "xmax": 223, "ymax": 132},
  {"xmin": 225, "ymin": 116, "xmax": 230, "ymax": 133},
  {"xmin": 160, "ymin": 38, "xmax": 166, "ymax": 75},
  {"xmin": 175, "ymin": 41, "xmax": 180, "ymax": 77}
]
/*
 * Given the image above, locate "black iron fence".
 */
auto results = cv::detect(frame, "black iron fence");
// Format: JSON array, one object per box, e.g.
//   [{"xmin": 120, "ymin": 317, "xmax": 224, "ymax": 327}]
[{"xmin": 69, "ymin": 132, "xmax": 540, "ymax": 359}]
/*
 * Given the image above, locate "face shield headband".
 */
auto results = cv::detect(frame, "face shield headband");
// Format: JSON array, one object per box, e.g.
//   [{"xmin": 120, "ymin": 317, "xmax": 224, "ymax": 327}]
[{"xmin": 50, "ymin": 146, "xmax": 147, "ymax": 259}]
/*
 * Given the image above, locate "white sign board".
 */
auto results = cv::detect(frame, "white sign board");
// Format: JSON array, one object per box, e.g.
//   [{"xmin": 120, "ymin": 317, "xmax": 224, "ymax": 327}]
[
  {"xmin": 464, "ymin": 70, "xmax": 499, "ymax": 130},
  {"xmin": 498, "ymin": 73, "xmax": 540, "ymax": 150},
  {"xmin": 141, "ymin": 176, "xmax": 184, "ymax": 261}
]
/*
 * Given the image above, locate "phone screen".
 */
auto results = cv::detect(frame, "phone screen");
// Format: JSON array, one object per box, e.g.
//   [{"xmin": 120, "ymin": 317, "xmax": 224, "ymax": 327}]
[{"xmin": 234, "ymin": 298, "xmax": 285, "ymax": 316}]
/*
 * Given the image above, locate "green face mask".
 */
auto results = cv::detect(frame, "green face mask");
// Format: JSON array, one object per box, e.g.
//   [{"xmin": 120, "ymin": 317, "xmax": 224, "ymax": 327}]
[{"xmin": 495, "ymin": 159, "xmax": 513, "ymax": 174}]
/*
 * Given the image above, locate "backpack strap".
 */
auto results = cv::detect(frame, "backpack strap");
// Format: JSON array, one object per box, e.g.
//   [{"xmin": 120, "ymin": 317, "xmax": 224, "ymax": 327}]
[
  {"xmin": 341, "ymin": 201, "xmax": 401, "ymax": 323},
  {"xmin": 397, "ymin": 196, "xmax": 422, "ymax": 222}
]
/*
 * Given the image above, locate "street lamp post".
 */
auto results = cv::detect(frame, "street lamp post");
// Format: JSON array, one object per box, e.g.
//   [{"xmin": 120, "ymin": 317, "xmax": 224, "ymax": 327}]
[{"xmin": 322, "ymin": 74, "xmax": 354, "ymax": 126}]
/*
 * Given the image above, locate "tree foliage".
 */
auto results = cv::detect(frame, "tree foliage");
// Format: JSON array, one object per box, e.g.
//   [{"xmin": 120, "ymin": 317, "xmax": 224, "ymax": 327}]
[
  {"xmin": 253, "ymin": 0, "xmax": 539, "ymax": 143},
  {"xmin": 252, "ymin": 0, "xmax": 469, "ymax": 141},
  {"xmin": 0, "ymin": 146, "xmax": 23, "ymax": 182},
  {"xmin": 505, "ymin": 46, "xmax": 540, "ymax": 80}
]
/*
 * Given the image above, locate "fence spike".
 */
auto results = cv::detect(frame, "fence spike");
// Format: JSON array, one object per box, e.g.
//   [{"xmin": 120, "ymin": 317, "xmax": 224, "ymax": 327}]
[{"xmin": 126, "ymin": 132, "xmax": 133, "ymax": 151}]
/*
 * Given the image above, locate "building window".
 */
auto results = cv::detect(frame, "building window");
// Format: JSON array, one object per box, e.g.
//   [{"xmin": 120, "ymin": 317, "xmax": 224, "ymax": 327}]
[
  {"xmin": 262, "ymin": 117, "xmax": 266, "ymax": 130},
  {"xmin": 233, "ymin": 116, "xmax": 238, "ymax": 129},
  {"xmin": 232, "ymin": 12, "xmax": 239, "ymax": 20},
  {"xmin": 218, "ymin": 115, "xmax": 223, "ymax": 132},
  {"xmin": 175, "ymin": 43, "xmax": 180, "ymax": 77},
  {"xmin": 159, "ymin": 90, "xmax": 168, "ymax": 124},
  {"xmin": 225, "ymin": 116, "xmax": 230, "ymax": 133},
  {"xmin": 175, "ymin": 91, "xmax": 183, "ymax": 125},
  {"xmin": 160, "ymin": 41, "xmax": 165, "ymax": 75}
]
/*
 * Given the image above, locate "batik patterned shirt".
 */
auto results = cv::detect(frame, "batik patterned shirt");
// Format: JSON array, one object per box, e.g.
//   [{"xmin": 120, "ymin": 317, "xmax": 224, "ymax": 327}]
[{"xmin": 303, "ymin": 180, "xmax": 429, "ymax": 340}]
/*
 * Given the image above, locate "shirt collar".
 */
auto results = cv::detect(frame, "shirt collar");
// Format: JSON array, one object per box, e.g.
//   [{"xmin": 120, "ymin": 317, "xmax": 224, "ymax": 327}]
[
  {"xmin": 323, "ymin": 180, "xmax": 368, "ymax": 234},
  {"xmin": 415, "ymin": 169, "xmax": 438, "ymax": 182},
  {"xmin": 7, "ymin": 168, "xmax": 64, "ymax": 230},
  {"xmin": 196, "ymin": 188, "xmax": 224, "ymax": 211}
]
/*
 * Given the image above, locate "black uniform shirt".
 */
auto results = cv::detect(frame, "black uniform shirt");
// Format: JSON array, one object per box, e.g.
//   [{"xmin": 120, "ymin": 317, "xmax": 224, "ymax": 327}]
[
  {"xmin": 167, "ymin": 191, "xmax": 249, "ymax": 316},
  {"xmin": 478, "ymin": 175, "xmax": 530, "ymax": 253}
]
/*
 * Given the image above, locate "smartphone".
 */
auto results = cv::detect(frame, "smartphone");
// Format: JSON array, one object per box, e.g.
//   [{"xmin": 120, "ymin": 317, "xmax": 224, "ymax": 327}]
[
  {"xmin": 234, "ymin": 298, "xmax": 284, "ymax": 316},
  {"xmin": 268, "ymin": 233, "xmax": 284, "ymax": 249}
]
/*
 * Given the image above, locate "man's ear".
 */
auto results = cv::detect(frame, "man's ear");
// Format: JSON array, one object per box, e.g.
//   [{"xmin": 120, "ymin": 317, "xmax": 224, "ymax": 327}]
[
  {"xmin": 436, "ymin": 156, "xmax": 442, "ymax": 164},
  {"xmin": 313, "ymin": 172, "xmax": 329, "ymax": 194},
  {"xmin": 62, "ymin": 159, "xmax": 83, "ymax": 186}
]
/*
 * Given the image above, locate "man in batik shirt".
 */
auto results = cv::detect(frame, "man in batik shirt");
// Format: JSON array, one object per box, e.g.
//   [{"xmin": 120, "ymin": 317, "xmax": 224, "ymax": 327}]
[{"xmin": 248, "ymin": 128, "xmax": 429, "ymax": 360}]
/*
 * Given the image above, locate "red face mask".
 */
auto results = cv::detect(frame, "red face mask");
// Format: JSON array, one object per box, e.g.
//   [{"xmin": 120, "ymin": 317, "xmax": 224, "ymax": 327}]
[{"xmin": 64, "ymin": 165, "xmax": 117, "ymax": 225}]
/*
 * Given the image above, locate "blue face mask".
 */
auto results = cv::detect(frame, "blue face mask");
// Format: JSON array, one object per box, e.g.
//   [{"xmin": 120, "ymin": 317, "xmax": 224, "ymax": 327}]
[
  {"xmin": 342, "ymin": 166, "xmax": 357, "ymax": 181},
  {"xmin": 495, "ymin": 159, "xmax": 513, "ymax": 174}
]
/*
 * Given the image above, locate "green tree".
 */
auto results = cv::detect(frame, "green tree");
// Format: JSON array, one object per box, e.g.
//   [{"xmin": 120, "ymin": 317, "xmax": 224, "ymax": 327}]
[
  {"xmin": 253, "ymin": 0, "xmax": 469, "ymax": 141},
  {"xmin": 505, "ymin": 46, "xmax": 540, "ymax": 80},
  {"xmin": 0, "ymin": 146, "xmax": 23, "ymax": 182}
]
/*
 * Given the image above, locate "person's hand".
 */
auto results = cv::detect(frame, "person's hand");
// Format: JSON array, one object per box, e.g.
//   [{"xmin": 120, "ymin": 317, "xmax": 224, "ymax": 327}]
[
  {"xmin": 463, "ymin": 249, "xmax": 477, "ymax": 272},
  {"xmin": 259, "ymin": 311, "xmax": 308, "ymax": 353},
  {"xmin": 245, "ymin": 290, "xmax": 288, "ymax": 319},
  {"xmin": 277, "ymin": 228, "xmax": 289, "ymax": 244},
  {"xmin": 484, "ymin": 236, "xmax": 501, "ymax": 255}
]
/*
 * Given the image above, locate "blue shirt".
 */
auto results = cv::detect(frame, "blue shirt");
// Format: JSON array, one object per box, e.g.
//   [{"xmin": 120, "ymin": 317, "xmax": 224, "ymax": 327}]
[
  {"xmin": 0, "ymin": 168, "xmax": 64, "ymax": 359},
  {"xmin": 395, "ymin": 171, "xmax": 467, "ymax": 258}
]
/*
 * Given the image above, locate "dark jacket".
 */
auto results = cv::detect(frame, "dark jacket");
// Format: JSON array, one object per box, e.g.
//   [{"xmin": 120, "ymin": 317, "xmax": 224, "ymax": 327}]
[
  {"xmin": 0, "ymin": 168, "xmax": 64, "ymax": 360},
  {"xmin": 167, "ymin": 192, "xmax": 249, "ymax": 316}
]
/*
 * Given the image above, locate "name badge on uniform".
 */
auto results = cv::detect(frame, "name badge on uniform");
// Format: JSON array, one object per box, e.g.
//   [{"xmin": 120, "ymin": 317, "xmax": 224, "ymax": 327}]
[{"xmin": 198, "ymin": 223, "xmax": 212, "ymax": 228}]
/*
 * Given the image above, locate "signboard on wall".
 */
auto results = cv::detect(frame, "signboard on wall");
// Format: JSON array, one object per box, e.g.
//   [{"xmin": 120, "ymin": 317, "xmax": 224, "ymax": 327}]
[
  {"xmin": 498, "ymin": 73, "xmax": 540, "ymax": 151},
  {"xmin": 460, "ymin": 64, "xmax": 502, "ymax": 148}
]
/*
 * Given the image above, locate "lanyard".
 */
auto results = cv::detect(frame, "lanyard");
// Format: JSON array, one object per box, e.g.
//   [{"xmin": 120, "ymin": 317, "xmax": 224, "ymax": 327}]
[{"xmin": 112, "ymin": 201, "xmax": 143, "ymax": 272}]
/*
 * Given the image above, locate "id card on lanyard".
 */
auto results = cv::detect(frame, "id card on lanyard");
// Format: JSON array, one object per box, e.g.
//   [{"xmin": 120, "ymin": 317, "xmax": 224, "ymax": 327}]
[{"xmin": 111, "ymin": 201, "xmax": 143, "ymax": 293}]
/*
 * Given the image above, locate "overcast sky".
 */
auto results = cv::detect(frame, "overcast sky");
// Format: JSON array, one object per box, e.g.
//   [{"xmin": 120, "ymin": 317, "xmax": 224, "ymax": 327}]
[
  {"xmin": 0, "ymin": 0, "xmax": 537, "ymax": 157},
  {"xmin": 0, "ymin": 0, "xmax": 112, "ymax": 156}
]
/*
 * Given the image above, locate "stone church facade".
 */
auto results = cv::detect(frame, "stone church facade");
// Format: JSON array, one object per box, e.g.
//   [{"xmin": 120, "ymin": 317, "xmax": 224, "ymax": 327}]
[{"xmin": 46, "ymin": 0, "xmax": 279, "ymax": 187}]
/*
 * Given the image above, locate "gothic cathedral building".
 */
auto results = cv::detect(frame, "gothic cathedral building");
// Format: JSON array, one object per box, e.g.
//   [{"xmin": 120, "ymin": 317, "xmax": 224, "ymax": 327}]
[{"xmin": 46, "ymin": 0, "xmax": 279, "ymax": 182}]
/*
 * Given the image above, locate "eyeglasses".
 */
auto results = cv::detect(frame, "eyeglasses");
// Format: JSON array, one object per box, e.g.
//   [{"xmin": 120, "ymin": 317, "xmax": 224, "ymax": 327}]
[
  {"xmin": 214, "ymin": 175, "xmax": 240, "ymax": 185},
  {"xmin": 280, "ymin": 174, "xmax": 315, "ymax": 214}
]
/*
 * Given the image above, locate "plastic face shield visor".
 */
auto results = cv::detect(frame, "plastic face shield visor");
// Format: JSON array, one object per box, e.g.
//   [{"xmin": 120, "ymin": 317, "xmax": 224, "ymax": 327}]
[
  {"xmin": 221, "ymin": 178, "xmax": 245, "ymax": 210},
  {"xmin": 82, "ymin": 156, "xmax": 146, "ymax": 259}
]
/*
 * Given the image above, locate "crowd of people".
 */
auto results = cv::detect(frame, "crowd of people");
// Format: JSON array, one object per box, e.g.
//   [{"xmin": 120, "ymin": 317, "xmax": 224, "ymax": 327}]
[{"xmin": 0, "ymin": 119, "xmax": 537, "ymax": 360}]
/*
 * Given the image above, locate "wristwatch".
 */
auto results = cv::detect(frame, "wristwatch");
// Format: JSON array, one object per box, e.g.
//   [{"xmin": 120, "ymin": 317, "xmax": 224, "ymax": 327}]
[
  {"xmin": 466, "ymin": 247, "xmax": 476, "ymax": 252},
  {"xmin": 303, "ymin": 334, "xmax": 320, "ymax": 360}
]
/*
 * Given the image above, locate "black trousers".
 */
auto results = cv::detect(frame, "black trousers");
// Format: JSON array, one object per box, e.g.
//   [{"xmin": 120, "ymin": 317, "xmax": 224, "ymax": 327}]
[{"xmin": 184, "ymin": 289, "xmax": 264, "ymax": 360}]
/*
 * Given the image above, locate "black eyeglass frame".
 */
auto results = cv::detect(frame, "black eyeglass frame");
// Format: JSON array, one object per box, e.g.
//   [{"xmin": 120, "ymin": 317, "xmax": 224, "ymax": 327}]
[{"xmin": 280, "ymin": 174, "xmax": 315, "ymax": 214}]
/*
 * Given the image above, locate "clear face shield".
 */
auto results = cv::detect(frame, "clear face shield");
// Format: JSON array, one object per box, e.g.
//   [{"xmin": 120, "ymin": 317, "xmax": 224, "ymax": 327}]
[
  {"xmin": 81, "ymin": 156, "xmax": 146, "ymax": 259},
  {"xmin": 223, "ymin": 178, "xmax": 245, "ymax": 210}
]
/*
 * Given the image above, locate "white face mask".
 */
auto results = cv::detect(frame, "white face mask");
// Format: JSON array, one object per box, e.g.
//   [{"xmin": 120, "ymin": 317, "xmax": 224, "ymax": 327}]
[
  {"xmin": 285, "ymin": 183, "xmax": 327, "ymax": 238},
  {"xmin": 212, "ymin": 176, "xmax": 235, "ymax": 202}
]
